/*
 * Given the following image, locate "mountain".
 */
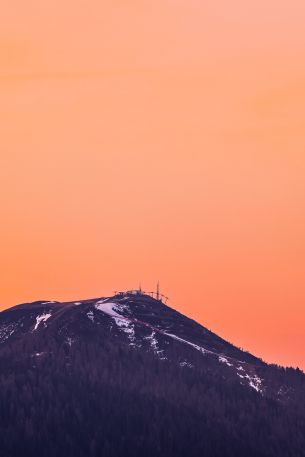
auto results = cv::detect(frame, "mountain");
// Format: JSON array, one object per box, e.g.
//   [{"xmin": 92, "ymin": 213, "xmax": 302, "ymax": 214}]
[{"xmin": 0, "ymin": 291, "xmax": 304, "ymax": 457}]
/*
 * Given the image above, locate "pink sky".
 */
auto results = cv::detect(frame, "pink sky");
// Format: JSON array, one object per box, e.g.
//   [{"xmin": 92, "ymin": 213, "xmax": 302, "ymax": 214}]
[{"xmin": 1, "ymin": 0, "xmax": 305, "ymax": 368}]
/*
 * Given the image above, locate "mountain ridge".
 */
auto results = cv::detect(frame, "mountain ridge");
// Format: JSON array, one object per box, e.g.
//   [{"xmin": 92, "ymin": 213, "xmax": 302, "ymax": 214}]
[
  {"xmin": 0, "ymin": 291, "xmax": 304, "ymax": 457},
  {"xmin": 0, "ymin": 291, "xmax": 302, "ymax": 398}
]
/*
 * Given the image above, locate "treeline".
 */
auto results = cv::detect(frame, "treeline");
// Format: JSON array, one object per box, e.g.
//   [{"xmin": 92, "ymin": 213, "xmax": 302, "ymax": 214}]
[{"xmin": 0, "ymin": 335, "xmax": 305, "ymax": 457}]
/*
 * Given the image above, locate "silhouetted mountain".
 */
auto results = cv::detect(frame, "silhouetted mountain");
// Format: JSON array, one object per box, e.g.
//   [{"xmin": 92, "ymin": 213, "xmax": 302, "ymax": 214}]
[{"xmin": 0, "ymin": 292, "xmax": 304, "ymax": 457}]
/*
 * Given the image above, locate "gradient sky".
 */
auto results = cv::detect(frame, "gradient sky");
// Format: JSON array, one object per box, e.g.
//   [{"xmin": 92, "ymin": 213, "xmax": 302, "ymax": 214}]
[{"xmin": 1, "ymin": 1, "xmax": 305, "ymax": 369}]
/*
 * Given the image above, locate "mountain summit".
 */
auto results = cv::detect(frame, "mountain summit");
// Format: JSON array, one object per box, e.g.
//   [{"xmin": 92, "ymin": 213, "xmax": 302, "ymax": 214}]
[{"xmin": 0, "ymin": 291, "xmax": 304, "ymax": 457}]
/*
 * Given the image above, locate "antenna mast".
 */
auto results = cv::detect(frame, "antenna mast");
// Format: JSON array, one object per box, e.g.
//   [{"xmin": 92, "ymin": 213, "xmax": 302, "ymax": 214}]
[{"xmin": 156, "ymin": 281, "xmax": 160, "ymax": 300}]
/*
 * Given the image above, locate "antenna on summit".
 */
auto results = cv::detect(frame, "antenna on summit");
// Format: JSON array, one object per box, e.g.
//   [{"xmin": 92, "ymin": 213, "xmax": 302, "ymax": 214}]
[{"xmin": 156, "ymin": 281, "xmax": 160, "ymax": 301}]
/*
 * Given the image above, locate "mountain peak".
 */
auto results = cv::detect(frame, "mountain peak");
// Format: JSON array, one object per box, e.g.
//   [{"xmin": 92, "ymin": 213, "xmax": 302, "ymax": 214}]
[
  {"xmin": 1, "ymin": 290, "xmax": 302, "ymax": 402},
  {"xmin": 1, "ymin": 291, "xmax": 305, "ymax": 457}
]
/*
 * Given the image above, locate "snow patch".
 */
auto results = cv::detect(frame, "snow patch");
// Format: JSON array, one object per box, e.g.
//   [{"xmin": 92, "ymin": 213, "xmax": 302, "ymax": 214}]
[
  {"xmin": 74, "ymin": 302, "xmax": 82, "ymax": 306},
  {"xmin": 66, "ymin": 337, "xmax": 74, "ymax": 347},
  {"xmin": 164, "ymin": 332, "xmax": 208, "ymax": 355},
  {"xmin": 115, "ymin": 318, "xmax": 135, "ymax": 343},
  {"xmin": 144, "ymin": 331, "xmax": 164, "ymax": 357},
  {"xmin": 145, "ymin": 331, "xmax": 158, "ymax": 351},
  {"xmin": 248, "ymin": 375, "xmax": 263, "ymax": 392},
  {"xmin": 0, "ymin": 323, "xmax": 17, "ymax": 342},
  {"xmin": 87, "ymin": 311, "xmax": 94, "ymax": 322},
  {"xmin": 237, "ymin": 372, "xmax": 263, "ymax": 393},
  {"xmin": 95, "ymin": 300, "xmax": 135, "ymax": 343},
  {"xmin": 33, "ymin": 313, "xmax": 52, "ymax": 331},
  {"xmin": 180, "ymin": 361, "xmax": 193, "ymax": 368},
  {"xmin": 95, "ymin": 301, "xmax": 126, "ymax": 318},
  {"xmin": 219, "ymin": 356, "xmax": 233, "ymax": 367}
]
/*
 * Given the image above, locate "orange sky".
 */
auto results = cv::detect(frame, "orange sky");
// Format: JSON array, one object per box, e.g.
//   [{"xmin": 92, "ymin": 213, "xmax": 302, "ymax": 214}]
[{"xmin": 1, "ymin": 1, "xmax": 305, "ymax": 369}]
